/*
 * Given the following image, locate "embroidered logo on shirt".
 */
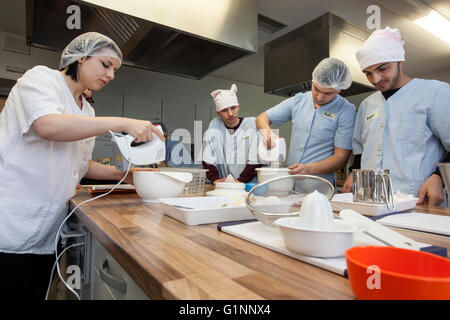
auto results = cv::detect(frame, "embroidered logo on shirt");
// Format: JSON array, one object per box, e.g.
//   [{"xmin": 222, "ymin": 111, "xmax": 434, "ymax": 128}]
[
  {"xmin": 366, "ymin": 112, "xmax": 379, "ymax": 121},
  {"xmin": 322, "ymin": 112, "xmax": 336, "ymax": 119}
]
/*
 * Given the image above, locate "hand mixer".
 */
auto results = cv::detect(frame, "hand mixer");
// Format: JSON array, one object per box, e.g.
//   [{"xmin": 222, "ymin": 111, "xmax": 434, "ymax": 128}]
[
  {"xmin": 110, "ymin": 124, "xmax": 166, "ymax": 170},
  {"xmin": 258, "ymin": 137, "xmax": 287, "ymax": 166}
]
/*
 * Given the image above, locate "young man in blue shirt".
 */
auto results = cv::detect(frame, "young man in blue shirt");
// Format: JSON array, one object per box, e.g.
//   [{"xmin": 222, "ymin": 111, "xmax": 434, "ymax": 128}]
[
  {"xmin": 342, "ymin": 27, "xmax": 450, "ymax": 206},
  {"xmin": 256, "ymin": 58, "xmax": 356, "ymax": 186}
]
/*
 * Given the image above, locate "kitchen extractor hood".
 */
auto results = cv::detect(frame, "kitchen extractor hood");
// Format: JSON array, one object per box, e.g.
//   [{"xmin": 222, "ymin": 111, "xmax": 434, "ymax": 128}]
[
  {"xmin": 264, "ymin": 13, "xmax": 374, "ymax": 97},
  {"xmin": 26, "ymin": 0, "xmax": 257, "ymax": 79}
]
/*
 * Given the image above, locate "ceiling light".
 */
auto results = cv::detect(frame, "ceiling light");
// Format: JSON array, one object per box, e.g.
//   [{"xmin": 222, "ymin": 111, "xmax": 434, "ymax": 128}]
[{"xmin": 414, "ymin": 9, "xmax": 450, "ymax": 45}]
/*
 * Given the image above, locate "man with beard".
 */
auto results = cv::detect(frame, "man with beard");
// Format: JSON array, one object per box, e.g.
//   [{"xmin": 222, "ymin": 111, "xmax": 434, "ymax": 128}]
[
  {"xmin": 202, "ymin": 84, "xmax": 262, "ymax": 183},
  {"xmin": 256, "ymin": 57, "xmax": 355, "ymax": 186},
  {"xmin": 342, "ymin": 27, "xmax": 450, "ymax": 206}
]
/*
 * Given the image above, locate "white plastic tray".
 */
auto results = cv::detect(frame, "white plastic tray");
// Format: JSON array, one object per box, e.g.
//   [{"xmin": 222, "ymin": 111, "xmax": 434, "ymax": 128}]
[
  {"xmin": 158, "ymin": 196, "xmax": 292, "ymax": 226},
  {"xmin": 377, "ymin": 212, "xmax": 450, "ymax": 236},
  {"xmin": 158, "ymin": 196, "xmax": 253, "ymax": 226},
  {"xmin": 331, "ymin": 193, "xmax": 418, "ymax": 216}
]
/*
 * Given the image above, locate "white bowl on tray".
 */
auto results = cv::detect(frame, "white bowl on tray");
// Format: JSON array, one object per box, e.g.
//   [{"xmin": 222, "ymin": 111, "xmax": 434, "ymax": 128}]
[
  {"xmin": 274, "ymin": 217, "xmax": 367, "ymax": 258},
  {"xmin": 256, "ymin": 167, "xmax": 293, "ymax": 195}
]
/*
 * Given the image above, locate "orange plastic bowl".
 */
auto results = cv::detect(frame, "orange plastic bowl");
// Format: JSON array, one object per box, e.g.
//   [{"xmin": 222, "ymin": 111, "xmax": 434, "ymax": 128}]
[{"xmin": 345, "ymin": 246, "xmax": 450, "ymax": 300}]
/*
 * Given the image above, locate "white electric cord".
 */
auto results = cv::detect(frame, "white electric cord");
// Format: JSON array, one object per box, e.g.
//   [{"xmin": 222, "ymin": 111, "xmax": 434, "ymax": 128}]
[
  {"xmin": 45, "ymin": 242, "xmax": 85, "ymax": 300},
  {"xmin": 49, "ymin": 132, "xmax": 132, "ymax": 300}
]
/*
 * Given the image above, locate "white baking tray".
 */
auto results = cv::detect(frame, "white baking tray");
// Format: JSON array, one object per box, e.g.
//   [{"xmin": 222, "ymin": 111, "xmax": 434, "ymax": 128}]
[
  {"xmin": 158, "ymin": 196, "xmax": 253, "ymax": 225},
  {"xmin": 331, "ymin": 193, "xmax": 418, "ymax": 216},
  {"xmin": 377, "ymin": 212, "xmax": 450, "ymax": 236},
  {"xmin": 158, "ymin": 196, "xmax": 292, "ymax": 226}
]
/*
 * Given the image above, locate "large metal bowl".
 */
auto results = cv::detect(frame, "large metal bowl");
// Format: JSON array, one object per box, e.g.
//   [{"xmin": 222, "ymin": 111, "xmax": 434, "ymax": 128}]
[{"xmin": 245, "ymin": 174, "xmax": 335, "ymax": 226}]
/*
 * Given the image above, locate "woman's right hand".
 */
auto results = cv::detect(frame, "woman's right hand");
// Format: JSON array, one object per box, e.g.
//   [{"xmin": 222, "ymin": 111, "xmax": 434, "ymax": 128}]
[{"xmin": 121, "ymin": 118, "xmax": 165, "ymax": 143}]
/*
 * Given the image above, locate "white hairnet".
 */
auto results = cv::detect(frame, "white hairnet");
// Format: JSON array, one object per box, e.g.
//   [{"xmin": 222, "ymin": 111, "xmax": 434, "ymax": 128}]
[
  {"xmin": 312, "ymin": 57, "xmax": 352, "ymax": 91},
  {"xmin": 356, "ymin": 26, "xmax": 405, "ymax": 71},
  {"xmin": 60, "ymin": 32, "xmax": 122, "ymax": 69}
]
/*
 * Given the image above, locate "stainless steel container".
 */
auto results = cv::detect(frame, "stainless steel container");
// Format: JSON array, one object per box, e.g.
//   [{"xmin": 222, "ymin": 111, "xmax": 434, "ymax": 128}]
[
  {"xmin": 438, "ymin": 163, "xmax": 450, "ymax": 207},
  {"xmin": 352, "ymin": 169, "xmax": 395, "ymax": 211}
]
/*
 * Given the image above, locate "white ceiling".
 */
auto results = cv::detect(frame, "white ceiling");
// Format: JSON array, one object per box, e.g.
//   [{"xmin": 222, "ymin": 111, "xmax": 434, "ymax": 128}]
[{"xmin": 1, "ymin": 0, "xmax": 449, "ymax": 86}]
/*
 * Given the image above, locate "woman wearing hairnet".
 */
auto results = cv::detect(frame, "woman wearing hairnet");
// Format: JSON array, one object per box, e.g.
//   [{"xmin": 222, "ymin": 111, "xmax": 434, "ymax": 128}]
[
  {"xmin": 0, "ymin": 32, "xmax": 164, "ymax": 299},
  {"xmin": 256, "ymin": 57, "xmax": 356, "ymax": 186}
]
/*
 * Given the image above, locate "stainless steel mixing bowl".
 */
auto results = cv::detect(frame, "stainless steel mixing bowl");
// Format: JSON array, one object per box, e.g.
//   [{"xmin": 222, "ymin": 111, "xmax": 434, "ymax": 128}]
[{"xmin": 245, "ymin": 174, "xmax": 335, "ymax": 226}]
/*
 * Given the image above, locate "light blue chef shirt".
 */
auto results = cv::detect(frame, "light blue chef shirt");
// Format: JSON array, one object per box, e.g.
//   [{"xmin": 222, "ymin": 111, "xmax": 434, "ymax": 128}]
[
  {"xmin": 353, "ymin": 78, "xmax": 450, "ymax": 196},
  {"xmin": 266, "ymin": 91, "xmax": 356, "ymax": 185}
]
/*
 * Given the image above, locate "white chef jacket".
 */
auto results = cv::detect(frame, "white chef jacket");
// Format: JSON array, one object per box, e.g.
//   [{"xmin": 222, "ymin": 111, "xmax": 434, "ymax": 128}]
[
  {"xmin": 0, "ymin": 66, "xmax": 95, "ymax": 254},
  {"xmin": 352, "ymin": 78, "xmax": 450, "ymax": 196},
  {"xmin": 203, "ymin": 117, "xmax": 260, "ymax": 180}
]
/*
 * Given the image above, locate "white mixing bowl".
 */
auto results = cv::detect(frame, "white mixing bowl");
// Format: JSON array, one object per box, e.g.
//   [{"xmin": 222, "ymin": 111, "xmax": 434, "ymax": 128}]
[
  {"xmin": 133, "ymin": 171, "xmax": 188, "ymax": 201},
  {"xmin": 256, "ymin": 167, "xmax": 293, "ymax": 195}
]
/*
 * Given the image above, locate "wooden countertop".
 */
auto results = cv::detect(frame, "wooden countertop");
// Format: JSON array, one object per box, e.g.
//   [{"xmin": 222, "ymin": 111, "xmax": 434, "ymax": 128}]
[{"xmin": 70, "ymin": 190, "xmax": 450, "ymax": 300}]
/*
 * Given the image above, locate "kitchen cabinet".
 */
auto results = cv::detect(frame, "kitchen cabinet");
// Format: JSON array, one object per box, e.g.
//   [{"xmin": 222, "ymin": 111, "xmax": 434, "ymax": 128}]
[
  {"xmin": 91, "ymin": 91, "xmax": 123, "ymax": 163},
  {"xmin": 123, "ymin": 94, "xmax": 161, "ymax": 122},
  {"xmin": 194, "ymin": 102, "xmax": 213, "ymax": 134},
  {"xmin": 92, "ymin": 91, "xmax": 123, "ymax": 117},
  {"xmin": 162, "ymin": 98, "xmax": 195, "ymax": 140},
  {"xmin": 91, "ymin": 237, "xmax": 149, "ymax": 300},
  {"xmin": 91, "ymin": 138, "xmax": 113, "ymax": 164}
]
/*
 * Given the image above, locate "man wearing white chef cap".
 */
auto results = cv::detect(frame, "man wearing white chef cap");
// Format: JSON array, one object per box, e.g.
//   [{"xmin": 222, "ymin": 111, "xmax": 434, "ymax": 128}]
[
  {"xmin": 202, "ymin": 84, "xmax": 262, "ymax": 183},
  {"xmin": 342, "ymin": 27, "xmax": 450, "ymax": 206}
]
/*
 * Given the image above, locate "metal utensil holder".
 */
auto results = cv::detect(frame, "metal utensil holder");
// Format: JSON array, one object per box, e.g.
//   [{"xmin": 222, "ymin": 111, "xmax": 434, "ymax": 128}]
[{"xmin": 352, "ymin": 169, "xmax": 395, "ymax": 212}]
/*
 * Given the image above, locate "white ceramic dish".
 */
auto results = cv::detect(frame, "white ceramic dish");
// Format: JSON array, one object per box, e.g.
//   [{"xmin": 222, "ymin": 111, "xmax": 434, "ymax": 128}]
[
  {"xmin": 205, "ymin": 182, "xmax": 248, "ymax": 200},
  {"xmin": 331, "ymin": 193, "xmax": 418, "ymax": 216},
  {"xmin": 133, "ymin": 171, "xmax": 191, "ymax": 201},
  {"xmin": 274, "ymin": 217, "xmax": 367, "ymax": 258}
]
